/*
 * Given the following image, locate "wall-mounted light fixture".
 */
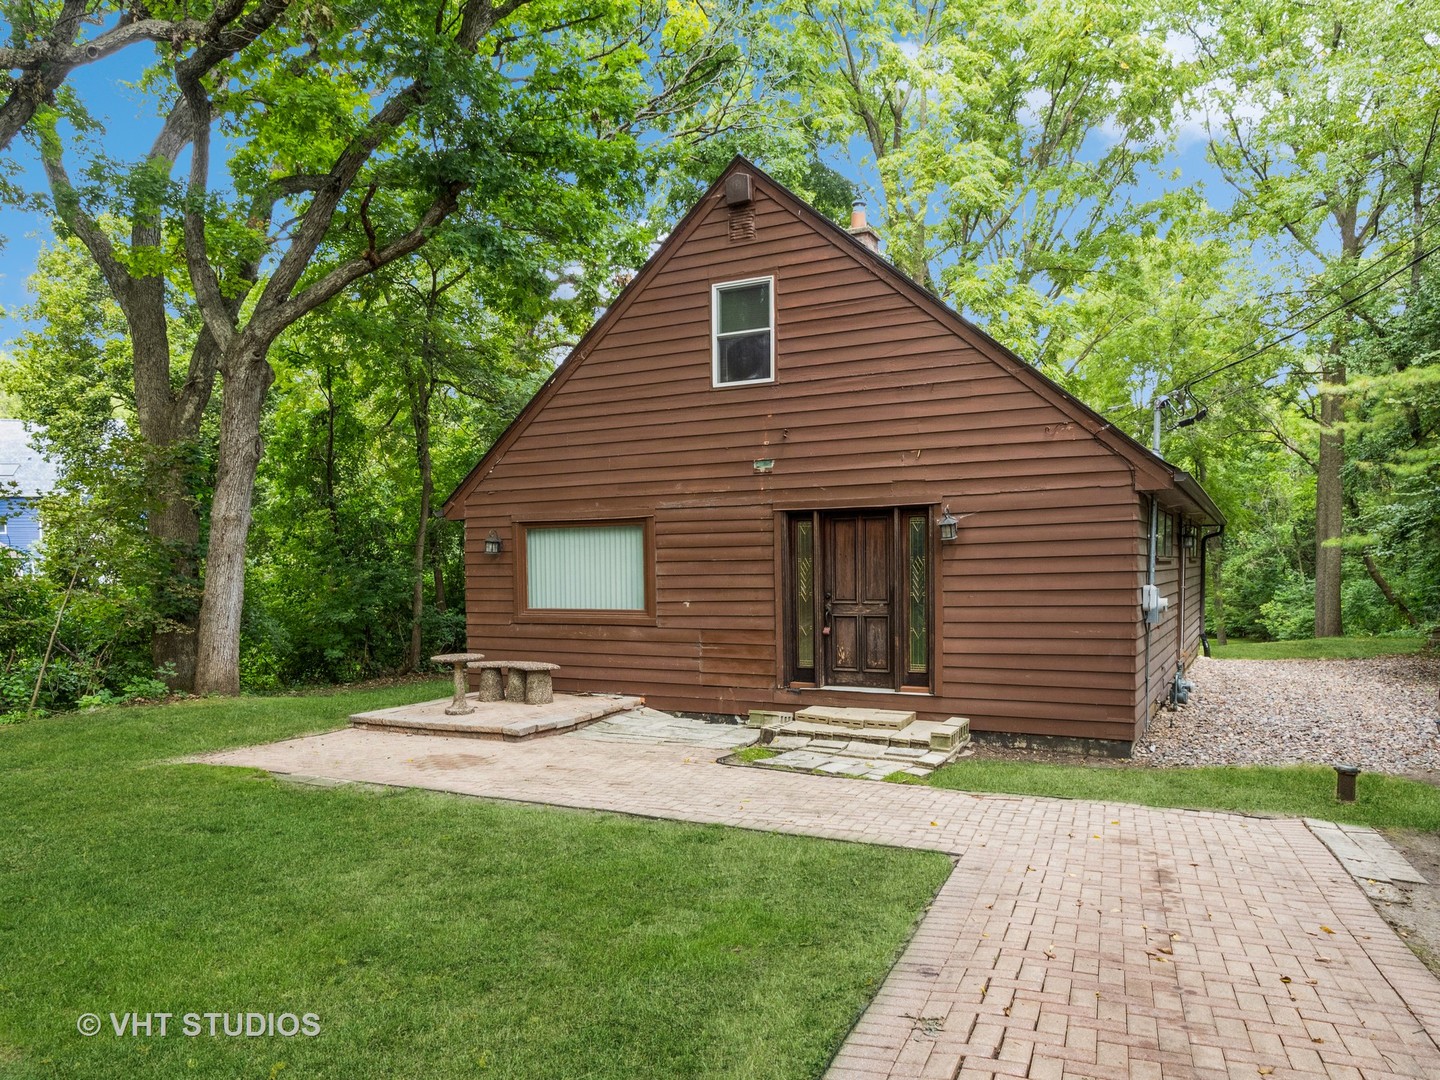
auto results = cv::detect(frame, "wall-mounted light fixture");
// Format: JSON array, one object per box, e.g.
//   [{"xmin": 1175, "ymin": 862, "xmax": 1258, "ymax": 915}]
[
  {"xmin": 484, "ymin": 530, "xmax": 502, "ymax": 556},
  {"xmin": 937, "ymin": 505, "xmax": 959, "ymax": 543}
]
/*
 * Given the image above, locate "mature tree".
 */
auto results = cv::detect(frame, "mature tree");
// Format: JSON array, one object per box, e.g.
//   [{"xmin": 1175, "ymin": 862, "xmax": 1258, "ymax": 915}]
[
  {"xmin": 1335, "ymin": 268, "xmax": 1440, "ymax": 632},
  {"xmin": 1180, "ymin": 0, "xmax": 1440, "ymax": 635},
  {"xmin": 1, "ymin": 235, "xmax": 201, "ymax": 696},
  {"xmin": 0, "ymin": 1, "xmax": 230, "ymax": 155},
  {"xmin": 311, "ymin": 238, "xmax": 590, "ymax": 675},
  {"xmin": 759, "ymin": 0, "xmax": 1202, "ymax": 373},
  {"xmin": 16, "ymin": 0, "xmax": 742, "ymax": 693}
]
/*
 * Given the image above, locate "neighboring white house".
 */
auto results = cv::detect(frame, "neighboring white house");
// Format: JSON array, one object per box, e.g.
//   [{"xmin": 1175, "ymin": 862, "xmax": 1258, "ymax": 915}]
[{"xmin": 0, "ymin": 419, "xmax": 59, "ymax": 557}]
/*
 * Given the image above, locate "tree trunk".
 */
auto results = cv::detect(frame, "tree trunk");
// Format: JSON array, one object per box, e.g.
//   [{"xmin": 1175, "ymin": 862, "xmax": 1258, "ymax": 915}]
[
  {"xmin": 1361, "ymin": 552, "xmax": 1418, "ymax": 627},
  {"xmin": 321, "ymin": 361, "xmax": 342, "ymax": 540},
  {"xmin": 193, "ymin": 354, "xmax": 275, "ymax": 695},
  {"xmin": 407, "ymin": 384, "xmax": 434, "ymax": 674},
  {"xmin": 431, "ymin": 522, "xmax": 447, "ymax": 615},
  {"xmin": 148, "ymin": 486, "xmax": 201, "ymax": 689},
  {"xmin": 1314, "ymin": 353, "xmax": 1345, "ymax": 638}
]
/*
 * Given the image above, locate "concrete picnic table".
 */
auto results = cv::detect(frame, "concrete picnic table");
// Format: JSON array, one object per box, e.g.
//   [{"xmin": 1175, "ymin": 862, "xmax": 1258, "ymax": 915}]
[{"xmin": 431, "ymin": 652, "xmax": 484, "ymax": 714}]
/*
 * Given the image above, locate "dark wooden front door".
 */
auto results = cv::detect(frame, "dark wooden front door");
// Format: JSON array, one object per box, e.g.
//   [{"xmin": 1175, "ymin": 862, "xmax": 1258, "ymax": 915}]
[{"xmin": 823, "ymin": 513, "xmax": 894, "ymax": 687}]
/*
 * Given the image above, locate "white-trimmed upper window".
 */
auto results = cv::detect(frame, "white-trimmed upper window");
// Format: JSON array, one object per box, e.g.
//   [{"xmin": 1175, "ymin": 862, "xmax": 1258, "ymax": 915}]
[
  {"xmin": 712, "ymin": 277, "xmax": 774, "ymax": 387},
  {"xmin": 524, "ymin": 523, "xmax": 647, "ymax": 612}
]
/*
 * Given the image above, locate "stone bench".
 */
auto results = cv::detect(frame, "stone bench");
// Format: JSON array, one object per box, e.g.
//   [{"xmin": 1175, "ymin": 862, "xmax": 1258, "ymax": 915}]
[{"xmin": 466, "ymin": 660, "xmax": 560, "ymax": 705}]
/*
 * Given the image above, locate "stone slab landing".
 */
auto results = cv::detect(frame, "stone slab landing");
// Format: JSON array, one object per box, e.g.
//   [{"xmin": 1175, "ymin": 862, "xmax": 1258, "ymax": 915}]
[
  {"xmin": 749, "ymin": 706, "xmax": 971, "ymax": 779},
  {"xmin": 350, "ymin": 693, "xmax": 643, "ymax": 741}
]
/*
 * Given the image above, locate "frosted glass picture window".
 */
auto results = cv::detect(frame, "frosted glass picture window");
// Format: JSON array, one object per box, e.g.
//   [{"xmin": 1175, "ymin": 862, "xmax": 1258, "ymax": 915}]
[{"xmin": 526, "ymin": 524, "xmax": 645, "ymax": 610}]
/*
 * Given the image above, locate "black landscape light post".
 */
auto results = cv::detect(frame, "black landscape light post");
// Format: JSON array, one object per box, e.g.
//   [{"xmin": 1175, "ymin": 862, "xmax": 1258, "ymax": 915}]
[{"xmin": 1334, "ymin": 764, "xmax": 1360, "ymax": 803}]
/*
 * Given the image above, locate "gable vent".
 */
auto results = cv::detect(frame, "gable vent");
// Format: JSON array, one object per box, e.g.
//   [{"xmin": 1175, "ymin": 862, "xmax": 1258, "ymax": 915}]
[{"xmin": 728, "ymin": 204, "xmax": 756, "ymax": 242}]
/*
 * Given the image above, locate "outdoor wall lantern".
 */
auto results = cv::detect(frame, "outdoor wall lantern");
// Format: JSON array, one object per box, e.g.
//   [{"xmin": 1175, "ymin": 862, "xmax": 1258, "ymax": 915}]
[
  {"xmin": 937, "ymin": 505, "xmax": 959, "ymax": 543},
  {"xmin": 484, "ymin": 530, "xmax": 503, "ymax": 556}
]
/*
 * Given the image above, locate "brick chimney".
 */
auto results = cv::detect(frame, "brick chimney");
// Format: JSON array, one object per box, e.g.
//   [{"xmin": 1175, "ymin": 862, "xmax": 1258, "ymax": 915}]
[{"xmin": 847, "ymin": 198, "xmax": 880, "ymax": 252}]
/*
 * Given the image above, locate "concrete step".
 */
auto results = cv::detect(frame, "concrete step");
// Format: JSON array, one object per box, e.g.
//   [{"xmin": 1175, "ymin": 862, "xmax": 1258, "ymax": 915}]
[
  {"xmin": 931, "ymin": 716, "xmax": 970, "ymax": 751},
  {"xmin": 795, "ymin": 705, "xmax": 916, "ymax": 730},
  {"xmin": 775, "ymin": 720, "xmax": 908, "ymax": 744}
]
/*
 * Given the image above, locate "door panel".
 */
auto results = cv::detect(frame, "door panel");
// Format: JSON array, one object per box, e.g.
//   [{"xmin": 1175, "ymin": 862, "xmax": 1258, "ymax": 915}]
[
  {"xmin": 830, "ymin": 517, "xmax": 856, "ymax": 600},
  {"xmin": 830, "ymin": 616, "xmax": 860, "ymax": 674},
  {"xmin": 824, "ymin": 512, "xmax": 893, "ymax": 687},
  {"xmin": 861, "ymin": 517, "xmax": 889, "ymax": 601},
  {"xmin": 864, "ymin": 616, "xmax": 890, "ymax": 670}
]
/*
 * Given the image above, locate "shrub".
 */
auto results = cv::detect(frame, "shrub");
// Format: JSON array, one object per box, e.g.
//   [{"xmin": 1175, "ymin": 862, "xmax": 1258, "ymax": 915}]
[{"xmin": 1257, "ymin": 572, "xmax": 1315, "ymax": 641}]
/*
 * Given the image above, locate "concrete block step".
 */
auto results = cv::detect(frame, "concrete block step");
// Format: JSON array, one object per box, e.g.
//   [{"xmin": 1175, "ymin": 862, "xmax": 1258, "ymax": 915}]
[
  {"xmin": 773, "ymin": 720, "xmax": 908, "ymax": 744},
  {"xmin": 794, "ymin": 705, "xmax": 916, "ymax": 730},
  {"xmin": 885, "ymin": 719, "xmax": 971, "ymax": 751}
]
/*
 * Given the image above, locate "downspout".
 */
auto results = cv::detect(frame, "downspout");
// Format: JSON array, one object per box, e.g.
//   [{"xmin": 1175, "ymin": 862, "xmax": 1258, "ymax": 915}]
[{"xmin": 1198, "ymin": 525, "xmax": 1226, "ymax": 657}]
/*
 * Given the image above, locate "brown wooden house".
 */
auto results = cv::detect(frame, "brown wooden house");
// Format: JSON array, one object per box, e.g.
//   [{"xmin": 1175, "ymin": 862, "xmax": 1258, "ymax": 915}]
[{"xmin": 442, "ymin": 157, "xmax": 1224, "ymax": 752}]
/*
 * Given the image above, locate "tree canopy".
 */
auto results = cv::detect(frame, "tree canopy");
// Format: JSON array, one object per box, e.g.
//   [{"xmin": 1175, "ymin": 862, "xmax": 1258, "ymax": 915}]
[{"xmin": 1, "ymin": 0, "xmax": 1436, "ymax": 714}]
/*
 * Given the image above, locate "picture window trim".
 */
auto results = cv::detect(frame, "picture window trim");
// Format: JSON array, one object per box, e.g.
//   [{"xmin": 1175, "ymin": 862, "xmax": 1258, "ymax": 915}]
[{"xmin": 515, "ymin": 517, "xmax": 656, "ymax": 625}]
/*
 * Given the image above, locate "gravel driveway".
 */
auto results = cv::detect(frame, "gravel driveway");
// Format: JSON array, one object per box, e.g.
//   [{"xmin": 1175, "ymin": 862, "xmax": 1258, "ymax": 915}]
[{"xmin": 1133, "ymin": 653, "xmax": 1440, "ymax": 775}]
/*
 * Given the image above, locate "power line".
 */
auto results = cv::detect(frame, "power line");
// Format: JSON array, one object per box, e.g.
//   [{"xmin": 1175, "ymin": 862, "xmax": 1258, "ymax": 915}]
[
  {"xmin": 1094, "ymin": 225, "xmax": 1440, "ymax": 440},
  {"xmin": 1175, "ymin": 238, "xmax": 1440, "ymax": 396},
  {"xmin": 1241, "ymin": 213, "xmax": 1440, "ymax": 316}
]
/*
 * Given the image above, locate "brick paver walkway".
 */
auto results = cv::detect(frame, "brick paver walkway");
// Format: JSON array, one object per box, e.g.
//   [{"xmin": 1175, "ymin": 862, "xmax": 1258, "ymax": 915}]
[{"xmin": 200, "ymin": 728, "xmax": 1440, "ymax": 1079}]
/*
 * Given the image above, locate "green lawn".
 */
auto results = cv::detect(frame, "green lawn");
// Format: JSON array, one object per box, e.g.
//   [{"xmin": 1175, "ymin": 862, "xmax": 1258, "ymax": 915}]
[
  {"xmin": 0, "ymin": 684, "xmax": 950, "ymax": 1080},
  {"xmin": 1209, "ymin": 635, "xmax": 1430, "ymax": 660},
  {"xmin": 925, "ymin": 760, "xmax": 1440, "ymax": 830}
]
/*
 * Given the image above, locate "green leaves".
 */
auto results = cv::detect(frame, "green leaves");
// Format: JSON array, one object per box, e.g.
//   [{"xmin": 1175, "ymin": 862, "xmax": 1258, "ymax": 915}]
[{"xmin": 758, "ymin": 0, "xmax": 1201, "ymax": 371}]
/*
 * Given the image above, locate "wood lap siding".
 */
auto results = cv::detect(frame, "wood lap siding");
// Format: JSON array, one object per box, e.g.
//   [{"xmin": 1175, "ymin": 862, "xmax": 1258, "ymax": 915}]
[
  {"xmin": 461, "ymin": 186, "xmax": 1150, "ymax": 743},
  {"xmin": 1182, "ymin": 546, "xmax": 1205, "ymax": 661},
  {"xmin": 1141, "ymin": 547, "xmax": 1183, "ymax": 725},
  {"xmin": 1135, "ymin": 515, "xmax": 1209, "ymax": 732}
]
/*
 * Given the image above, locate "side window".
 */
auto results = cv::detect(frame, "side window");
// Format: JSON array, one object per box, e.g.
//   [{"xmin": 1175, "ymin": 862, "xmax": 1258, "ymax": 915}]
[{"xmin": 712, "ymin": 277, "xmax": 774, "ymax": 386}]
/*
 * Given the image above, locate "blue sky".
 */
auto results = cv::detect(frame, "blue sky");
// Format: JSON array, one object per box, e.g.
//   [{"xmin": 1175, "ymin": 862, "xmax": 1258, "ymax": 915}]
[{"xmin": 1, "ymin": 45, "xmax": 164, "ymax": 344}]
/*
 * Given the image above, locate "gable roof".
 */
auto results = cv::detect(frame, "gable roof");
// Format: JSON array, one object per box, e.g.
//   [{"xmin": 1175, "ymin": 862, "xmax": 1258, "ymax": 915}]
[
  {"xmin": 443, "ymin": 156, "xmax": 1223, "ymax": 526},
  {"xmin": 0, "ymin": 420, "xmax": 59, "ymax": 499}
]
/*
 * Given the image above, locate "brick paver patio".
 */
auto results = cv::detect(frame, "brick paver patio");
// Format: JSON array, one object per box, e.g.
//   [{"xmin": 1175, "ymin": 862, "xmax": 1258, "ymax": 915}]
[{"xmin": 200, "ymin": 727, "xmax": 1440, "ymax": 1079}]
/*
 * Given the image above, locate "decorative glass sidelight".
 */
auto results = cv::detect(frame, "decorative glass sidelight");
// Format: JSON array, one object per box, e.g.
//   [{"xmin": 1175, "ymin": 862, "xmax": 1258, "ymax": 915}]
[
  {"xmin": 794, "ymin": 518, "xmax": 815, "ymax": 669},
  {"xmin": 907, "ymin": 514, "xmax": 928, "ymax": 674}
]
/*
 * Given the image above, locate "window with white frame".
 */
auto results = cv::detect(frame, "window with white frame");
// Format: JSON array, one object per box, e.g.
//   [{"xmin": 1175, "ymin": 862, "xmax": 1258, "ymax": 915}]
[
  {"xmin": 712, "ymin": 277, "xmax": 774, "ymax": 386},
  {"xmin": 524, "ymin": 522, "xmax": 648, "ymax": 612}
]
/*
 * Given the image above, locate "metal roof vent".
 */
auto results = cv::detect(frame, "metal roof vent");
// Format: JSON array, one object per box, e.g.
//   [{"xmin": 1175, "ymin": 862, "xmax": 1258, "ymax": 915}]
[
  {"xmin": 726, "ymin": 172, "xmax": 755, "ymax": 242},
  {"xmin": 724, "ymin": 173, "xmax": 752, "ymax": 206}
]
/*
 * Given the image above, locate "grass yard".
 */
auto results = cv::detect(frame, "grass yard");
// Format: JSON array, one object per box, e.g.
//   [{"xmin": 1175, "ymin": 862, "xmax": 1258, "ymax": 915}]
[
  {"xmin": 0, "ymin": 683, "xmax": 950, "ymax": 1080},
  {"xmin": 1209, "ymin": 635, "xmax": 1430, "ymax": 660},
  {"xmin": 925, "ymin": 760, "xmax": 1440, "ymax": 830}
]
